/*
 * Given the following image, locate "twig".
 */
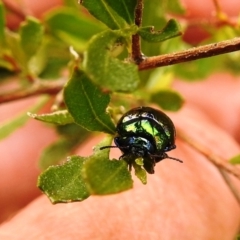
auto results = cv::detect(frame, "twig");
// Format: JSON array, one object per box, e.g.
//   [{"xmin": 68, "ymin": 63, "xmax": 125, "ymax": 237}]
[
  {"xmin": 177, "ymin": 130, "xmax": 240, "ymax": 180},
  {"xmin": 212, "ymin": 0, "xmax": 237, "ymax": 27},
  {"xmin": 179, "ymin": 130, "xmax": 240, "ymax": 205},
  {"xmin": 138, "ymin": 37, "xmax": 240, "ymax": 70},
  {"xmin": 2, "ymin": 0, "xmax": 26, "ymax": 20},
  {"xmin": 2, "ymin": 37, "xmax": 240, "ymax": 103},
  {"xmin": 0, "ymin": 79, "xmax": 66, "ymax": 104},
  {"xmin": 3, "ymin": 54, "xmax": 20, "ymax": 72},
  {"xmin": 131, "ymin": 0, "xmax": 144, "ymax": 63},
  {"xmin": 212, "ymin": 0, "xmax": 228, "ymax": 21},
  {"xmin": 218, "ymin": 169, "xmax": 240, "ymax": 205},
  {"xmin": 213, "ymin": 0, "xmax": 222, "ymax": 15}
]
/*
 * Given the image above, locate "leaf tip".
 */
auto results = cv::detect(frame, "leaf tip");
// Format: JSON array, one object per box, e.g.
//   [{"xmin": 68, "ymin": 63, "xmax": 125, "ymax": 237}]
[{"xmin": 27, "ymin": 111, "xmax": 37, "ymax": 118}]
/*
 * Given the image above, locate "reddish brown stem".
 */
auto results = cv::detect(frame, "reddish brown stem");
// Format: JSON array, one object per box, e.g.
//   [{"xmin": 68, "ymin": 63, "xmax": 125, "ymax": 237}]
[
  {"xmin": 131, "ymin": 0, "xmax": 144, "ymax": 63},
  {"xmin": 138, "ymin": 37, "xmax": 240, "ymax": 70},
  {"xmin": 0, "ymin": 79, "xmax": 65, "ymax": 104}
]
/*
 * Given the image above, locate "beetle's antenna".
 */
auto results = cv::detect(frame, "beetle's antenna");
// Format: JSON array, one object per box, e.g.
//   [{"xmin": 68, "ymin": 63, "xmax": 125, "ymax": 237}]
[
  {"xmin": 100, "ymin": 146, "xmax": 118, "ymax": 150},
  {"xmin": 167, "ymin": 156, "xmax": 183, "ymax": 163},
  {"xmin": 151, "ymin": 153, "xmax": 183, "ymax": 163},
  {"xmin": 100, "ymin": 146, "xmax": 130, "ymax": 150}
]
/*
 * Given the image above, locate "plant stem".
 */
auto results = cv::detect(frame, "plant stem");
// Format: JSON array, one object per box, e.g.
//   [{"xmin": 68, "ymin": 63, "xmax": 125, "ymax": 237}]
[
  {"xmin": 212, "ymin": 0, "xmax": 237, "ymax": 27},
  {"xmin": 179, "ymin": 129, "xmax": 240, "ymax": 205},
  {"xmin": 218, "ymin": 169, "xmax": 240, "ymax": 205},
  {"xmin": 3, "ymin": 54, "xmax": 20, "ymax": 72},
  {"xmin": 131, "ymin": 0, "xmax": 144, "ymax": 63},
  {"xmin": 2, "ymin": 37, "xmax": 240, "ymax": 103},
  {"xmin": 178, "ymin": 129, "xmax": 240, "ymax": 180},
  {"xmin": 0, "ymin": 79, "xmax": 65, "ymax": 104},
  {"xmin": 213, "ymin": 0, "xmax": 222, "ymax": 15},
  {"xmin": 138, "ymin": 37, "xmax": 240, "ymax": 70},
  {"xmin": 2, "ymin": 0, "xmax": 26, "ymax": 20}
]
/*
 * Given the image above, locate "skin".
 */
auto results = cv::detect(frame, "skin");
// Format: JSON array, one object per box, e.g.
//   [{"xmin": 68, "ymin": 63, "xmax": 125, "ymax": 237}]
[{"xmin": 0, "ymin": 0, "xmax": 240, "ymax": 239}]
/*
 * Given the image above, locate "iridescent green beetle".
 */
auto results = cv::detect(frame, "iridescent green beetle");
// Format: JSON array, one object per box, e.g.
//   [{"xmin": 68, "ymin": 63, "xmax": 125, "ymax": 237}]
[{"xmin": 101, "ymin": 106, "xmax": 182, "ymax": 173}]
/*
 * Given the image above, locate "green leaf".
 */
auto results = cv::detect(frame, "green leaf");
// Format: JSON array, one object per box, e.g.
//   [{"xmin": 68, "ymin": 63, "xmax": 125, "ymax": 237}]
[
  {"xmin": 133, "ymin": 158, "xmax": 147, "ymax": 184},
  {"xmin": 0, "ymin": 2, "xmax": 5, "ymax": 51},
  {"xmin": 27, "ymin": 110, "xmax": 74, "ymax": 125},
  {"xmin": 104, "ymin": 0, "xmax": 138, "ymax": 24},
  {"xmin": 140, "ymin": 1, "xmax": 169, "ymax": 57},
  {"xmin": 38, "ymin": 136, "xmax": 132, "ymax": 202},
  {"xmin": 5, "ymin": 30, "xmax": 26, "ymax": 69},
  {"xmin": 138, "ymin": 19, "xmax": 181, "ymax": 43},
  {"xmin": 27, "ymin": 40, "xmax": 49, "ymax": 76},
  {"xmin": 84, "ymin": 157, "xmax": 133, "ymax": 194},
  {"xmin": 83, "ymin": 30, "xmax": 139, "ymax": 92},
  {"xmin": 64, "ymin": 69, "xmax": 116, "ymax": 134},
  {"xmin": 45, "ymin": 8, "xmax": 104, "ymax": 51},
  {"xmin": 38, "ymin": 155, "xmax": 90, "ymax": 203},
  {"xmin": 83, "ymin": 137, "xmax": 133, "ymax": 195},
  {"xmin": 151, "ymin": 90, "xmax": 184, "ymax": 111},
  {"xmin": 19, "ymin": 16, "xmax": 44, "ymax": 61},
  {"xmin": 229, "ymin": 154, "xmax": 240, "ymax": 165},
  {"xmin": 39, "ymin": 39, "xmax": 70, "ymax": 79},
  {"xmin": 81, "ymin": 0, "xmax": 127, "ymax": 29},
  {"xmin": 5, "ymin": 27, "xmax": 47, "ymax": 75},
  {"xmin": 0, "ymin": 97, "xmax": 48, "ymax": 140}
]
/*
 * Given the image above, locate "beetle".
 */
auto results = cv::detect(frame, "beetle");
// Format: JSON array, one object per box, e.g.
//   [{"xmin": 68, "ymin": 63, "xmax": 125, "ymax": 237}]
[{"xmin": 100, "ymin": 106, "xmax": 182, "ymax": 174}]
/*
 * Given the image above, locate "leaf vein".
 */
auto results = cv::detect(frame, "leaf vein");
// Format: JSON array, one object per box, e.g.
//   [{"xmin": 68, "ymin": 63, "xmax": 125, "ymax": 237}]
[
  {"xmin": 122, "ymin": 2, "xmax": 131, "ymax": 23},
  {"xmin": 80, "ymin": 77, "xmax": 114, "ymax": 133},
  {"xmin": 97, "ymin": 162, "xmax": 129, "ymax": 193},
  {"xmin": 100, "ymin": 0, "xmax": 122, "ymax": 29}
]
